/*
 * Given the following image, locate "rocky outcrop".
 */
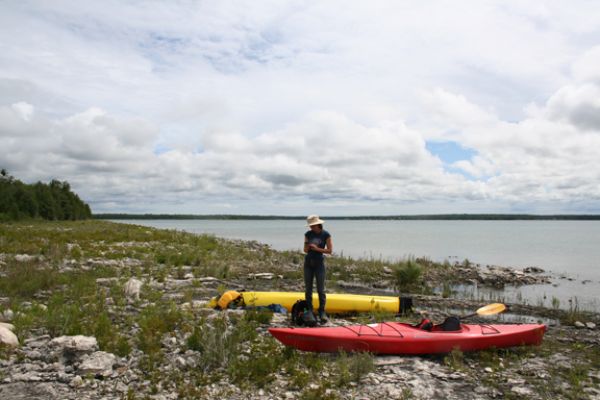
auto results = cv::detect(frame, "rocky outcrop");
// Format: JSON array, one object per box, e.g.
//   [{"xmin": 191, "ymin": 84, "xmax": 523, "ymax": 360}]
[
  {"xmin": 0, "ymin": 323, "xmax": 18, "ymax": 347},
  {"xmin": 49, "ymin": 335, "xmax": 98, "ymax": 359},
  {"xmin": 77, "ymin": 351, "xmax": 116, "ymax": 377},
  {"xmin": 446, "ymin": 265, "xmax": 550, "ymax": 288}
]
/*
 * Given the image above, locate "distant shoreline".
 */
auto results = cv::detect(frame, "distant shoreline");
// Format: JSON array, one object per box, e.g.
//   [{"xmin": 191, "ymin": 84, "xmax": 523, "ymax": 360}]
[{"xmin": 94, "ymin": 213, "xmax": 600, "ymax": 221}]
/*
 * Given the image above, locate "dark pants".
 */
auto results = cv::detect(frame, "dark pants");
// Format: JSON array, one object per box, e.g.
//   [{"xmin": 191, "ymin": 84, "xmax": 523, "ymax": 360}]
[{"xmin": 304, "ymin": 258, "xmax": 326, "ymax": 314}]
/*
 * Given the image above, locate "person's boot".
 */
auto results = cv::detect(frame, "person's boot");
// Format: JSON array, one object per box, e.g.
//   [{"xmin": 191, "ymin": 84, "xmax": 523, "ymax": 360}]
[{"xmin": 318, "ymin": 311, "xmax": 328, "ymax": 324}]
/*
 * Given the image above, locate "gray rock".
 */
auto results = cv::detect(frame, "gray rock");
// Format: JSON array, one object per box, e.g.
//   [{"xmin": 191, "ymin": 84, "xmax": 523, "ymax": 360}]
[
  {"xmin": 186, "ymin": 356, "xmax": 198, "ymax": 368},
  {"xmin": 57, "ymin": 372, "xmax": 74, "ymax": 383},
  {"xmin": 14, "ymin": 254, "xmax": 37, "ymax": 262},
  {"xmin": 547, "ymin": 353, "xmax": 572, "ymax": 369},
  {"xmin": 586, "ymin": 322, "xmax": 596, "ymax": 329},
  {"xmin": 69, "ymin": 375, "xmax": 84, "ymax": 388},
  {"xmin": 0, "ymin": 325, "xmax": 19, "ymax": 347},
  {"xmin": 165, "ymin": 278, "xmax": 194, "ymax": 289},
  {"xmin": 124, "ymin": 278, "xmax": 143, "ymax": 300},
  {"xmin": 77, "ymin": 351, "xmax": 116, "ymax": 377},
  {"xmin": 574, "ymin": 321, "xmax": 586, "ymax": 328},
  {"xmin": 175, "ymin": 356, "xmax": 187, "ymax": 369},
  {"xmin": 116, "ymin": 381, "xmax": 129, "ymax": 393},
  {"xmin": 247, "ymin": 272, "xmax": 281, "ymax": 280},
  {"xmin": 24, "ymin": 335, "xmax": 51, "ymax": 348},
  {"xmin": 25, "ymin": 350, "xmax": 43, "ymax": 360},
  {"xmin": 523, "ymin": 266, "xmax": 544, "ymax": 273},
  {"xmin": 0, "ymin": 382, "xmax": 64, "ymax": 399},
  {"xmin": 12, "ymin": 372, "xmax": 42, "ymax": 382},
  {"xmin": 197, "ymin": 277, "xmax": 219, "ymax": 283},
  {"xmin": 1, "ymin": 308, "xmax": 14, "ymax": 321},
  {"xmin": 96, "ymin": 277, "xmax": 119, "ymax": 286},
  {"xmin": 49, "ymin": 335, "xmax": 98, "ymax": 354},
  {"xmin": 180, "ymin": 300, "xmax": 208, "ymax": 311},
  {"xmin": 0, "ymin": 321, "xmax": 15, "ymax": 331},
  {"xmin": 511, "ymin": 386, "xmax": 534, "ymax": 396}
]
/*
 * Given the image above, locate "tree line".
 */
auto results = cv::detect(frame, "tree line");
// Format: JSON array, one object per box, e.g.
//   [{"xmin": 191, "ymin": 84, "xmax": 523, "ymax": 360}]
[
  {"xmin": 0, "ymin": 169, "xmax": 92, "ymax": 221},
  {"xmin": 94, "ymin": 213, "xmax": 600, "ymax": 220}
]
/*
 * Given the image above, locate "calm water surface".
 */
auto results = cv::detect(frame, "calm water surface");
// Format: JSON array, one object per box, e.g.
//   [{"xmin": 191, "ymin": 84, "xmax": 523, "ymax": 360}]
[{"xmin": 115, "ymin": 219, "xmax": 600, "ymax": 310}]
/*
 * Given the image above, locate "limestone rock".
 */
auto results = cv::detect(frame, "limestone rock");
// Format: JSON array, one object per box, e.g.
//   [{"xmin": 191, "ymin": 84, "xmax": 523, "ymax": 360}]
[
  {"xmin": 77, "ymin": 351, "xmax": 116, "ymax": 377},
  {"xmin": 69, "ymin": 375, "xmax": 84, "ymax": 388},
  {"xmin": 24, "ymin": 335, "xmax": 51, "ymax": 348},
  {"xmin": 0, "ymin": 322, "xmax": 15, "ymax": 331},
  {"xmin": 124, "ymin": 278, "xmax": 143, "ymax": 300},
  {"xmin": 197, "ymin": 277, "xmax": 219, "ymax": 283},
  {"xmin": 14, "ymin": 254, "xmax": 36, "ymax": 262},
  {"xmin": 0, "ymin": 325, "xmax": 19, "ymax": 347},
  {"xmin": 0, "ymin": 382, "xmax": 61, "ymax": 399},
  {"xmin": 1, "ymin": 308, "xmax": 14, "ymax": 321},
  {"xmin": 511, "ymin": 386, "xmax": 534, "ymax": 396},
  {"xmin": 49, "ymin": 335, "xmax": 98, "ymax": 354},
  {"xmin": 523, "ymin": 266, "xmax": 544, "ymax": 273},
  {"xmin": 586, "ymin": 322, "xmax": 596, "ymax": 330},
  {"xmin": 248, "ymin": 272, "xmax": 279, "ymax": 280},
  {"xmin": 574, "ymin": 321, "xmax": 585, "ymax": 329},
  {"xmin": 180, "ymin": 300, "xmax": 207, "ymax": 311},
  {"xmin": 96, "ymin": 277, "xmax": 119, "ymax": 286}
]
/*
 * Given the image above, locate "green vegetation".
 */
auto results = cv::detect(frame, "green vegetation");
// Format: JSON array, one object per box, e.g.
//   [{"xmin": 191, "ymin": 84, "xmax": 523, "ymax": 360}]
[
  {"xmin": 2, "ymin": 220, "xmax": 599, "ymax": 399},
  {"xmin": 0, "ymin": 169, "xmax": 92, "ymax": 221},
  {"xmin": 392, "ymin": 258, "xmax": 423, "ymax": 292},
  {"xmin": 0, "ymin": 220, "xmax": 385, "ymax": 396}
]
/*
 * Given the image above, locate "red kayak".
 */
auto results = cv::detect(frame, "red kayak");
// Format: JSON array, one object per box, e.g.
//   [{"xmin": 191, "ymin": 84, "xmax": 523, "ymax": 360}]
[{"xmin": 268, "ymin": 322, "xmax": 546, "ymax": 354}]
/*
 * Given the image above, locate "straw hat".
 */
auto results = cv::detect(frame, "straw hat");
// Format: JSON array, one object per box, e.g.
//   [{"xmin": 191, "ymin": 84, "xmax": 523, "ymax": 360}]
[{"xmin": 306, "ymin": 214, "xmax": 325, "ymax": 227}]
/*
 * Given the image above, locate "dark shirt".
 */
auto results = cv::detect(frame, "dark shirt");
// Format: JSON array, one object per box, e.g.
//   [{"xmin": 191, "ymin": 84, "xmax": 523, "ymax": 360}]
[{"xmin": 304, "ymin": 229, "xmax": 331, "ymax": 262}]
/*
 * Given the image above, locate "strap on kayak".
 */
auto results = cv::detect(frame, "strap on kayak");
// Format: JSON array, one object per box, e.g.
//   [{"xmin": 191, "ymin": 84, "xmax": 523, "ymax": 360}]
[
  {"xmin": 480, "ymin": 324, "xmax": 501, "ymax": 335},
  {"xmin": 341, "ymin": 322, "xmax": 404, "ymax": 338}
]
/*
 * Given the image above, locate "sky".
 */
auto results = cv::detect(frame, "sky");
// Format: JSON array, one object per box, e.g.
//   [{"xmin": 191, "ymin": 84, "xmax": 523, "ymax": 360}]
[{"xmin": 1, "ymin": 1, "xmax": 600, "ymax": 215}]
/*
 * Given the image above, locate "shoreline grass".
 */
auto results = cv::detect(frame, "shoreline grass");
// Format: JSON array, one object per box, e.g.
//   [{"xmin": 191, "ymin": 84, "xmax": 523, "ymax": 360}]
[{"xmin": 1, "ymin": 220, "xmax": 599, "ymax": 399}]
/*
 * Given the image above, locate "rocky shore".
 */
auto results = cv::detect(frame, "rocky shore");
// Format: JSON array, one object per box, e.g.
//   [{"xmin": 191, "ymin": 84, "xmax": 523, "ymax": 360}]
[{"xmin": 1, "ymin": 221, "xmax": 599, "ymax": 399}]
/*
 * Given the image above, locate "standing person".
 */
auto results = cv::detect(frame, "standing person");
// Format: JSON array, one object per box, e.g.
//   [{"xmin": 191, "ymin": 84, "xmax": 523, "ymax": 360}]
[{"xmin": 304, "ymin": 215, "xmax": 333, "ymax": 323}]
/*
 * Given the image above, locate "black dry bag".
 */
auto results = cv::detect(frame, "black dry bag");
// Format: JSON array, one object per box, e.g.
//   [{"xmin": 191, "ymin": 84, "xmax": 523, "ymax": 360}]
[{"xmin": 291, "ymin": 300, "xmax": 317, "ymax": 327}]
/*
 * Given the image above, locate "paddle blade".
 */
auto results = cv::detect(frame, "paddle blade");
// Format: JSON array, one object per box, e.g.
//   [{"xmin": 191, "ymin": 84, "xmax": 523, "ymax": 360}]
[{"xmin": 476, "ymin": 303, "xmax": 506, "ymax": 316}]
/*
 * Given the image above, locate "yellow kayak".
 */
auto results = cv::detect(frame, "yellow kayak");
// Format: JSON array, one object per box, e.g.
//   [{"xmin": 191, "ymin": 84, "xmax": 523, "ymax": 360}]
[{"xmin": 208, "ymin": 291, "xmax": 410, "ymax": 314}]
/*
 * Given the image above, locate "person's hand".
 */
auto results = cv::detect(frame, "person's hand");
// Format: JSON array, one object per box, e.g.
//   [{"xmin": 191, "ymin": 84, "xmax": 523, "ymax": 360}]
[{"xmin": 309, "ymin": 244, "xmax": 319, "ymax": 251}]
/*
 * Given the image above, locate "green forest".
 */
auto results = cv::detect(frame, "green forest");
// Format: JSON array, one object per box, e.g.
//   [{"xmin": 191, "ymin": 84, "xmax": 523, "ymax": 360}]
[{"xmin": 0, "ymin": 169, "xmax": 92, "ymax": 221}]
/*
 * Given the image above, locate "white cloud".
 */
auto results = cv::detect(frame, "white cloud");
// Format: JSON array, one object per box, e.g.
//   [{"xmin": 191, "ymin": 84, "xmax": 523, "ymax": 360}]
[{"xmin": 1, "ymin": 1, "xmax": 600, "ymax": 214}]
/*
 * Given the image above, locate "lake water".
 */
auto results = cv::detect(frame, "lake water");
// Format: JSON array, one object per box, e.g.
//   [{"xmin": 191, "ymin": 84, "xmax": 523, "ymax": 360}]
[{"xmin": 114, "ymin": 219, "xmax": 600, "ymax": 311}]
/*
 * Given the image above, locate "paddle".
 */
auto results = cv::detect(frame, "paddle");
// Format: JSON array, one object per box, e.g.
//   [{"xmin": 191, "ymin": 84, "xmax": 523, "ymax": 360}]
[{"xmin": 460, "ymin": 303, "xmax": 507, "ymax": 319}]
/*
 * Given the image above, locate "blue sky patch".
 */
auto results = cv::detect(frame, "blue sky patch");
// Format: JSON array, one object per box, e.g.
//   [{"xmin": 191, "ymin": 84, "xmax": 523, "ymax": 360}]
[
  {"xmin": 426, "ymin": 141, "xmax": 479, "ymax": 180},
  {"xmin": 153, "ymin": 144, "xmax": 171, "ymax": 155},
  {"xmin": 426, "ymin": 140, "xmax": 477, "ymax": 164}
]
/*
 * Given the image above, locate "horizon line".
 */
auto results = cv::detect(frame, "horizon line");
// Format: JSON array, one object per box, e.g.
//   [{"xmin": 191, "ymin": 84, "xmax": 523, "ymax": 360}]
[{"xmin": 93, "ymin": 213, "xmax": 600, "ymax": 220}]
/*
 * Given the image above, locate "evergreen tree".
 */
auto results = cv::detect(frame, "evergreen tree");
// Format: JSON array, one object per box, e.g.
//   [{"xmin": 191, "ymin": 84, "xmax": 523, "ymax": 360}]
[{"xmin": 0, "ymin": 170, "xmax": 92, "ymax": 221}]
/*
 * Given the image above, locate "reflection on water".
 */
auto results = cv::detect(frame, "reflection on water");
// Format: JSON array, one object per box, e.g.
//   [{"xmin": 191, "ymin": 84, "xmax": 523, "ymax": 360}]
[{"xmin": 442, "ymin": 277, "xmax": 600, "ymax": 312}]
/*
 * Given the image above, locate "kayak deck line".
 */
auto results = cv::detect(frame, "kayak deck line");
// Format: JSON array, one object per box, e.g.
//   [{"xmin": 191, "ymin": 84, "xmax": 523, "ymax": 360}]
[{"xmin": 339, "ymin": 322, "xmax": 406, "ymax": 338}]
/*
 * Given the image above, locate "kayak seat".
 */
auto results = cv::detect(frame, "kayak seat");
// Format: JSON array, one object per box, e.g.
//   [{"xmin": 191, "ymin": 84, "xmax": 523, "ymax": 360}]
[
  {"xmin": 436, "ymin": 316, "xmax": 461, "ymax": 331},
  {"xmin": 413, "ymin": 319, "xmax": 433, "ymax": 331}
]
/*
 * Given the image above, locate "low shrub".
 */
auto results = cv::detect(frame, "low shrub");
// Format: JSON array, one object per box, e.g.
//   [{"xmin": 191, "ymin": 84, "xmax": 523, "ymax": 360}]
[{"xmin": 392, "ymin": 258, "xmax": 423, "ymax": 292}]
